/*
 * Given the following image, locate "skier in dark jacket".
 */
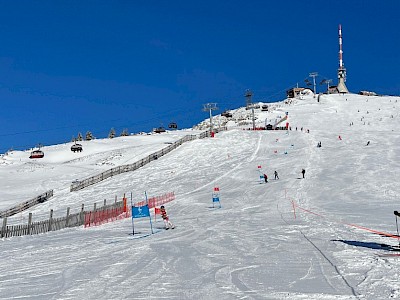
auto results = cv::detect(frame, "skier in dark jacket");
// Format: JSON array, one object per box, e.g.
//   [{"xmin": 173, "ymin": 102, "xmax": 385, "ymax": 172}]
[
  {"xmin": 263, "ymin": 174, "xmax": 268, "ymax": 183},
  {"xmin": 274, "ymin": 171, "xmax": 279, "ymax": 180},
  {"xmin": 301, "ymin": 169, "xmax": 305, "ymax": 179}
]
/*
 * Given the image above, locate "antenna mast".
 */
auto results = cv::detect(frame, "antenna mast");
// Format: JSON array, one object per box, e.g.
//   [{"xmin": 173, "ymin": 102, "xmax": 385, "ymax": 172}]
[{"xmin": 337, "ymin": 24, "xmax": 349, "ymax": 93}]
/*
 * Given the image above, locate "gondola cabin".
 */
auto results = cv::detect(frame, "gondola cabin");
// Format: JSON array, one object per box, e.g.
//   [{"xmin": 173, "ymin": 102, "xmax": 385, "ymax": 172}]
[
  {"xmin": 221, "ymin": 111, "xmax": 233, "ymax": 118},
  {"xmin": 71, "ymin": 143, "xmax": 83, "ymax": 153},
  {"xmin": 29, "ymin": 149, "xmax": 44, "ymax": 159},
  {"xmin": 153, "ymin": 127, "xmax": 166, "ymax": 133},
  {"xmin": 168, "ymin": 122, "xmax": 178, "ymax": 129}
]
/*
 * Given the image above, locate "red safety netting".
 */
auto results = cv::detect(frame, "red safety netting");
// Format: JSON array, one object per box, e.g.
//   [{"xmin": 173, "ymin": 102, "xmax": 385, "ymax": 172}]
[
  {"xmin": 84, "ymin": 206, "xmax": 130, "ymax": 228},
  {"xmin": 134, "ymin": 191, "xmax": 175, "ymax": 208}
]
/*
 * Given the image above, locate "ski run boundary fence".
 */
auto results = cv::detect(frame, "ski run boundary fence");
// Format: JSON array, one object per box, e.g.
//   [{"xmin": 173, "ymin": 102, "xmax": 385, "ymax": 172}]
[
  {"xmin": 1, "ymin": 128, "xmax": 227, "ymax": 239},
  {"xmin": 69, "ymin": 130, "xmax": 225, "ymax": 192},
  {"xmin": 1, "ymin": 191, "xmax": 176, "ymax": 238},
  {"xmin": 0, "ymin": 198, "xmax": 124, "ymax": 238},
  {"xmin": 0, "ymin": 190, "xmax": 54, "ymax": 218}
]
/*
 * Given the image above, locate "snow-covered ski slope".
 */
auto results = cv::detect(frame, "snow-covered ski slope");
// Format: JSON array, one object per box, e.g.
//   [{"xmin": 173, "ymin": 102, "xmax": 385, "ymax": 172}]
[
  {"xmin": 0, "ymin": 130, "xmax": 204, "ymax": 219},
  {"xmin": 1, "ymin": 93, "xmax": 400, "ymax": 299}
]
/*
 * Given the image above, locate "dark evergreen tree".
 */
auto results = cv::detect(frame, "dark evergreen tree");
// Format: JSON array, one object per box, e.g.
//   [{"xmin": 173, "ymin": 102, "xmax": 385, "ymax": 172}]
[
  {"xmin": 120, "ymin": 128, "xmax": 129, "ymax": 136},
  {"xmin": 85, "ymin": 131, "xmax": 94, "ymax": 141}
]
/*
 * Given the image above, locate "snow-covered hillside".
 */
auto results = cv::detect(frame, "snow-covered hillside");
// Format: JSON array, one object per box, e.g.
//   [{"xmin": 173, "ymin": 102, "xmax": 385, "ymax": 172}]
[
  {"xmin": 0, "ymin": 130, "xmax": 203, "ymax": 215},
  {"xmin": 1, "ymin": 93, "xmax": 400, "ymax": 299}
]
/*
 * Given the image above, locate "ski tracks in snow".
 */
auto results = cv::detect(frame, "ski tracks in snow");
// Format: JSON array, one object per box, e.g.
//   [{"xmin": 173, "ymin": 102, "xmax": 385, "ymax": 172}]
[
  {"xmin": 181, "ymin": 131, "xmax": 262, "ymax": 197},
  {"xmin": 274, "ymin": 128, "xmax": 360, "ymax": 299},
  {"xmin": 214, "ymin": 265, "xmax": 263, "ymax": 299}
]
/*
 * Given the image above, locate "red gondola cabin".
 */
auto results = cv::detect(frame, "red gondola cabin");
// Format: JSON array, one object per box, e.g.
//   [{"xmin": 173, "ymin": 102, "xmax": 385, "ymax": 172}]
[{"xmin": 29, "ymin": 150, "xmax": 44, "ymax": 159}]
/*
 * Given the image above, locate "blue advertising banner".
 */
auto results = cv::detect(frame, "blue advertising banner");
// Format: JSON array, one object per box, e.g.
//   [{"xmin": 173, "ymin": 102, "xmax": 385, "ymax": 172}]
[{"xmin": 132, "ymin": 204, "xmax": 150, "ymax": 218}]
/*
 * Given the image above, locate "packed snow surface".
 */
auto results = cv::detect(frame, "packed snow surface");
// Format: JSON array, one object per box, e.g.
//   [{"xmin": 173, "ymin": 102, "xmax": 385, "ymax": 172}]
[{"xmin": 1, "ymin": 93, "xmax": 400, "ymax": 299}]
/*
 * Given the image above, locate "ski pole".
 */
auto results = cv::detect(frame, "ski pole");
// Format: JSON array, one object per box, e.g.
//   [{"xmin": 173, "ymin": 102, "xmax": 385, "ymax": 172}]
[{"xmin": 396, "ymin": 215, "xmax": 400, "ymax": 247}]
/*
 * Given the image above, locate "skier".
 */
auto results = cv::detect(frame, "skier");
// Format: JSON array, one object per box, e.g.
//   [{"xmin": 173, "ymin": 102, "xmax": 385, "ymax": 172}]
[
  {"xmin": 366, "ymin": 141, "xmax": 370, "ymax": 146},
  {"xmin": 301, "ymin": 169, "xmax": 305, "ymax": 179},
  {"xmin": 263, "ymin": 173, "xmax": 268, "ymax": 183},
  {"xmin": 274, "ymin": 171, "xmax": 279, "ymax": 180},
  {"xmin": 160, "ymin": 205, "xmax": 175, "ymax": 229}
]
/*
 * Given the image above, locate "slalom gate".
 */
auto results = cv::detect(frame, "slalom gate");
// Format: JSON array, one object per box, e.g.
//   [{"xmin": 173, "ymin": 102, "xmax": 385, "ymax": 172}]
[
  {"xmin": 84, "ymin": 192, "xmax": 175, "ymax": 228},
  {"xmin": 289, "ymin": 198, "xmax": 400, "ymax": 239}
]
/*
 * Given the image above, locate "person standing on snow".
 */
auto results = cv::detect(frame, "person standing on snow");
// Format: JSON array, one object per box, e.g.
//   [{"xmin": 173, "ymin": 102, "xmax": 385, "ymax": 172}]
[
  {"xmin": 160, "ymin": 205, "xmax": 175, "ymax": 229},
  {"xmin": 301, "ymin": 169, "xmax": 306, "ymax": 179},
  {"xmin": 274, "ymin": 171, "xmax": 279, "ymax": 180},
  {"xmin": 263, "ymin": 174, "xmax": 268, "ymax": 183}
]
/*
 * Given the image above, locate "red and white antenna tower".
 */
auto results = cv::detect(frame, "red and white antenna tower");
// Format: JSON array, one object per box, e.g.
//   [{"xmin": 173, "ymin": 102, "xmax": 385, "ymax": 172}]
[{"xmin": 337, "ymin": 24, "xmax": 349, "ymax": 93}]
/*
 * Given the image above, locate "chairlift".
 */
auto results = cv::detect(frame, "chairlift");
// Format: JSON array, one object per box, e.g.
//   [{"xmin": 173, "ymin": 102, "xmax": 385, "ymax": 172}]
[
  {"xmin": 29, "ymin": 149, "xmax": 44, "ymax": 159},
  {"xmin": 154, "ymin": 127, "xmax": 166, "ymax": 133},
  {"xmin": 71, "ymin": 142, "xmax": 83, "ymax": 153},
  {"xmin": 168, "ymin": 122, "xmax": 178, "ymax": 129},
  {"xmin": 221, "ymin": 111, "xmax": 232, "ymax": 118}
]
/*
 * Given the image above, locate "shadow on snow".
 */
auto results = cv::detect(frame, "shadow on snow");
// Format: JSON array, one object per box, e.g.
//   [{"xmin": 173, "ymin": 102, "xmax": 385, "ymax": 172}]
[{"xmin": 333, "ymin": 239, "xmax": 400, "ymax": 252}]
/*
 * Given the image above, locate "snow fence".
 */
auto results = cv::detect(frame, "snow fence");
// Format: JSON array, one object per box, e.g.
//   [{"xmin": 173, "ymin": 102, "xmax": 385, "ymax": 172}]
[{"xmin": 69, "ymin": 130, "xmax": 219, "ymax": 192}]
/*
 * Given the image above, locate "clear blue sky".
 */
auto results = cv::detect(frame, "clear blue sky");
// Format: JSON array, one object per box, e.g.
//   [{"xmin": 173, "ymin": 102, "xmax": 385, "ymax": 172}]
[{"xmin": 0, "ymin": 0, "xmax": 399, "ymax": 152}]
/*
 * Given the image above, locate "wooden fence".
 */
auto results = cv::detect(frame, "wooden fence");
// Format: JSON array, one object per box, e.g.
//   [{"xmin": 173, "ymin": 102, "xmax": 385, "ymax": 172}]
[
  {"xmin": 70, "ymin": 131, "xmax": 214, "ymax": 192},
  {"xmin": 0, "ymin": 128, "xmax": 227, "ymax": 239},
  {"xmin": 0, "ymin": 199, "xmax": 124, "ymax": 238},
  {"xmin": 0, "ymin": 190, "xmax": 54, "ymax": 218}
]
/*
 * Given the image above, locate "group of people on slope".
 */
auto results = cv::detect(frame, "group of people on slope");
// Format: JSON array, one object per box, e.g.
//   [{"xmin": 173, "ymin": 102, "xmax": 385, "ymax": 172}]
[
  {"xmin": 159, "ymin": 166, "xmax": 308, "ymax": 230},
  {"xmin": 263, "ymin": 169, "xmax": 306, "ymax": 183},
  {"xmin": 263, "ymin": 171, "xmax": 279, "ymax": 183}
]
